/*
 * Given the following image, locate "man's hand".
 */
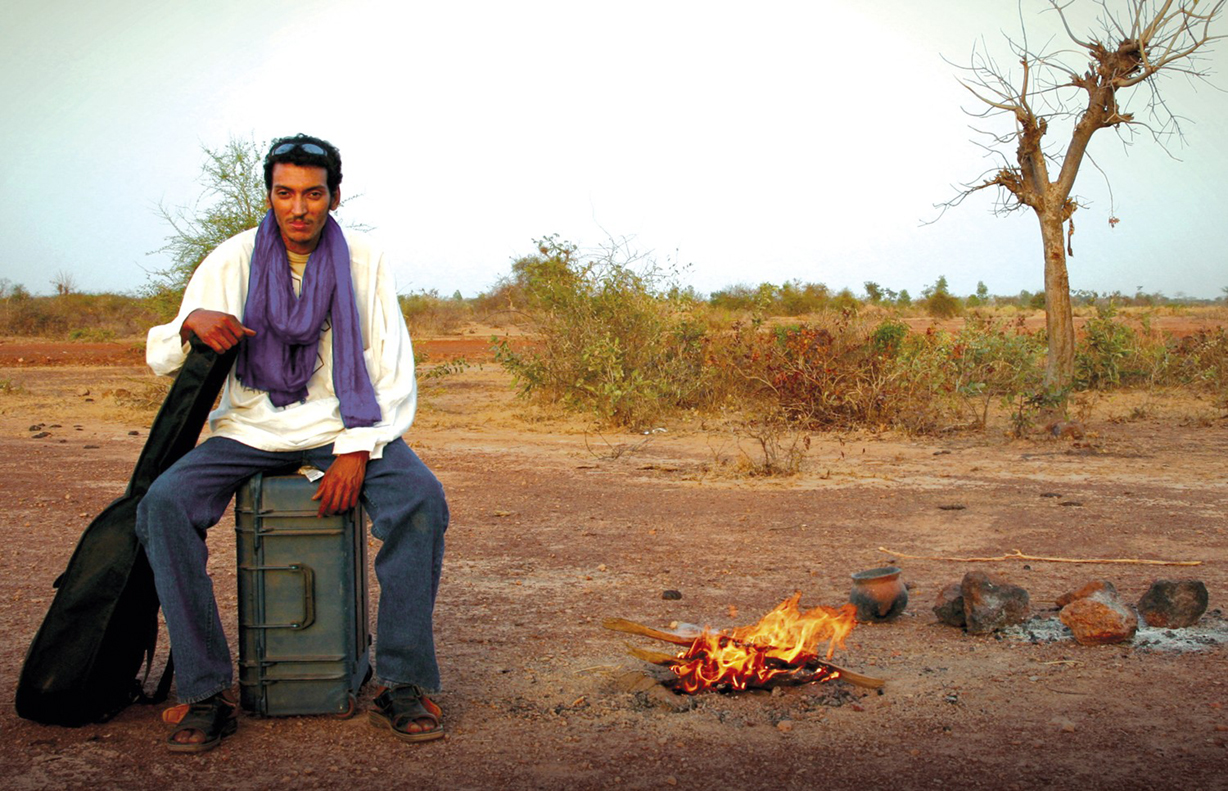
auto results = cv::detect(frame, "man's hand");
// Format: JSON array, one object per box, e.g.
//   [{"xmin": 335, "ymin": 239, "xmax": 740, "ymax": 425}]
[
  {"xmin": 312, "ymin": 451, "xmax": 369, "ymax": 517},
  {"xmin": 181, "ymin": 309, "xmax": 256, "ymax": 353}
]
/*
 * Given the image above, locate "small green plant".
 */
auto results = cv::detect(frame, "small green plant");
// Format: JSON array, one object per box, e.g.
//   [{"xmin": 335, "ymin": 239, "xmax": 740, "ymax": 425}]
[
  {"xmin": 870, "ymin": 319, "xmax": 908, "ymax": 354},
  {"xmin": 0, "ymin": 376, "xmax": 24, "ymax": 394},
  {"xmin": 1007, "ymin": 388, "xmax": 1066, "ymax": 438},
  {"xmin": 69, "ymin": 327, "xmax": 117, "ymax": 342},
  {"xmin": 738, "ymin": 421, "xmax": 810, "ymax": 477},
  {"xmin": 419, "ymin": 355, "xmax": 471, "ymax": 382}
]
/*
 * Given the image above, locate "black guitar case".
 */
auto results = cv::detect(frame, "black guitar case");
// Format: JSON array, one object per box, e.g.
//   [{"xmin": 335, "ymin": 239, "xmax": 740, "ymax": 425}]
[{"xmin": 15, "ymin": 338, "xmax": 236, "ymax": 726}]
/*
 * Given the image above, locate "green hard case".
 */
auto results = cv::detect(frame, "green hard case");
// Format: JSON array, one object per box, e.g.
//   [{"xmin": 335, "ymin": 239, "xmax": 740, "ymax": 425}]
[{"xmin": 234, "ymin": 471, "xmax": 371, "ymax": 716}]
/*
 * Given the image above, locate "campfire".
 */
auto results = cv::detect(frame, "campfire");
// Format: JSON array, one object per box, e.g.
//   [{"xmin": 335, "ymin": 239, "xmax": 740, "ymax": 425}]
[{"xmin": 605, "ymin": 593, "xmax": 884, "ymax": 694}]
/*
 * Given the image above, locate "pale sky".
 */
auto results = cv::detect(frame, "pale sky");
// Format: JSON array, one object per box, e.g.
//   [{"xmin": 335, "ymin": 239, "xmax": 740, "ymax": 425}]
[{"xmin": 3, "ymin": 0, "xmax": 1226, "ymax": 300}]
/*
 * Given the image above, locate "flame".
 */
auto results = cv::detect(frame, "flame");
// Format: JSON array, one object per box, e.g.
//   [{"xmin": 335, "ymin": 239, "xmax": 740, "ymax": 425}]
[{"xmin": 670, "ymin": 593, "xmax": 856, "ymax": 694}]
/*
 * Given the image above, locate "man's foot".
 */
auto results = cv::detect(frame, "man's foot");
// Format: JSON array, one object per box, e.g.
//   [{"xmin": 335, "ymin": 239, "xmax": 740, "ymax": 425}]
[
  {"xmin": 166, "ymin": 691, "xmax": 238, "ymax": 753},
  {"xmin": 368, "ymin": 685, "xmax": 445, "ymax": 743}
]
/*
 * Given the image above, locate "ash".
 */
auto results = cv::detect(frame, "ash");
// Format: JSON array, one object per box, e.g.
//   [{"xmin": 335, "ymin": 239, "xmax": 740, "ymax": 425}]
[{"xmin": 1003, "ymin": 610, "xmax": 1228, "ymax": 652}]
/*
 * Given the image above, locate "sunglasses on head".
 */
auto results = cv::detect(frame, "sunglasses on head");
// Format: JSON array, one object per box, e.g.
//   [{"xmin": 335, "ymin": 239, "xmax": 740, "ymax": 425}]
[{"xmin": 271, "ymin": 141, "xmax": 327, "ymax": 157}]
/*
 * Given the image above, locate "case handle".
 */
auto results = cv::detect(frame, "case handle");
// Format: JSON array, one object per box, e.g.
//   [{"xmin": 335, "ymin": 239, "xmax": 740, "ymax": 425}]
[{"xmin": 245, "ymin": 564, "xmax": 316, "ymax": 630}]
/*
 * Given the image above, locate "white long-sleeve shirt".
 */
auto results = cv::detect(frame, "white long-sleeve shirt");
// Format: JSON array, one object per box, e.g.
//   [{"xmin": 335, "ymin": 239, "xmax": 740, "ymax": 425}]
[{"xmin": 145, "ymin": 227, "xmax": 416, "ymax": 460}]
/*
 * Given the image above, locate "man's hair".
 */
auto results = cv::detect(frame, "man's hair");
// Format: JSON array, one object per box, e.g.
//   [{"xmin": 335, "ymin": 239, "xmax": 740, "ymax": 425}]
[{"xmin": 263, "ymin": 134, "xmax": 343, "ymax": 196}]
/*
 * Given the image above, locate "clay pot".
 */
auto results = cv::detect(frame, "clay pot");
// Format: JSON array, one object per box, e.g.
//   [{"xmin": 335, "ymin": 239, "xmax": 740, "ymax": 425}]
[{"xmin": 849, "ymin": 566, "xmax": 908, "ymax": 621}]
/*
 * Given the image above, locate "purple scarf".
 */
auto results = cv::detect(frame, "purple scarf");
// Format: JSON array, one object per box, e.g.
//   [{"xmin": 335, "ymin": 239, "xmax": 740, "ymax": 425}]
[{"xmin": 235, "ymin": 211, "xmax": 382, "ymax": 428}]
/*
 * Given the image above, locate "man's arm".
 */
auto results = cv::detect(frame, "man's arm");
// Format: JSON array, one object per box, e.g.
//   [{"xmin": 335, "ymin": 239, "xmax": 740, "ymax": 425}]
[
  {"xmin": 180, "ymin": 309, "xmax": 256, "ymax": 353},
  {"xmin": 148, "ymin": 230, "xmax": 258, "ymax": 377},
  {"xmin": 312, "ymin": 450, "xmax": 369, "ymax": 517}
]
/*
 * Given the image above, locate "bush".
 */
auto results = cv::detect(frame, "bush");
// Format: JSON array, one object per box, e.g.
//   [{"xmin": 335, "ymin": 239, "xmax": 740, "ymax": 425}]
[
  {"xmin": 709, "ymin": 280, "xmax": 834, "ymax": 316},
  {"xmin": 1074, "ymin": 304, "xmax": 1165, "ymax": 389},
  {"xmin": 940, "ymin": 316, "xmax": 1045, "ymax": 428},
  {"xmin": 744, "ymin": 316, "xmax": 882, "ymax": 427},
  {"xmin": 922, "ymin": 276, "xmax": 962, "ymax": 319},
  {"xmin": 493, "ymin": 237, "xmax": 711, "ymax": 428},
  {"xmin": 0, "ymin": 291, "xmax": 159, "ymax": 338},
  {"xmin": 1161, "ymin": 327, "xmax": 1228, "ymax": 402},
  {"xmin": 718, "ymin": 313, "xmax": 1045, "ymax": 434},
  {"xmin": 871, "ymin": 319, "xmax": 908, "ymax": 354},
  {"xmin": 399, "ymin": 290, "xmax": 472, "ymax": 336}
]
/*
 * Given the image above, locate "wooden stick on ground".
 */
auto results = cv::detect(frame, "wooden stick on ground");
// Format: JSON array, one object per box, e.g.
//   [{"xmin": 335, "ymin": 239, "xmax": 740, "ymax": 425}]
[
  {"xmin": 879, "ymin": 547, "xmax": 1202, "ymax": 567},
  {"xmin": 604, "ymin": 617, "xmax": 886, "ymax": 690},
  {"xmin": 627, "ymin": 646, "xmax": 679, "ymax": 666},
  {"xmin": 603, "ymin": 617, "xmax": 692, "ymax": 647}
]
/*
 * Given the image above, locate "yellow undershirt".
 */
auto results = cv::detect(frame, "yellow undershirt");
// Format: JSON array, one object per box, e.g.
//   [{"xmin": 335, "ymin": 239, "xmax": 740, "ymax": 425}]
[{"xmin": 287, "ymin": 250, "xmax": 310, "ymax": 296}]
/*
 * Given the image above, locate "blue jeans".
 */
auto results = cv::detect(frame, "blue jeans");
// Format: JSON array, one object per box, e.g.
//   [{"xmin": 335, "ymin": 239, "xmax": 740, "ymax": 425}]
[{"xmin": 134, "ymin": 436, "xmax": 447, "ymax": 704}]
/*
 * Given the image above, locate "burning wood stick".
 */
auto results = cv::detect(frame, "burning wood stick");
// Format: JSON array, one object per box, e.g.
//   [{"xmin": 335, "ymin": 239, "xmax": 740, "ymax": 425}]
[
  {"xmin": 879, "ymin": 547, "xmax": 1202, "ymax": 566},
  {"xmin": 604, "ymin": 617, "xmax": 886, "ymax": 690},
  {"xmin": 628, "ymin": 643, "xmax": 883, "ymax": 691}
]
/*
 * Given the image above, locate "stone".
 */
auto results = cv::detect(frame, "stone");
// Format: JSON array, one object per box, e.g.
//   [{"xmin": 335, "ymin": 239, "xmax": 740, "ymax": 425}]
[
  {"xmin": 1046, "ymin": 421, "xmax": 1085, "ymax": 439},
  {"xmin": 639, "ymin": 683, "xmax": 693, "ymax": 713},
  {"xmin": 661, "ymin": 589, "xmax": 683, "ymax": 601},
  {"xmin": 1055, "ymin": 580, "xmax": 1117, "ymax": 609},
  {"xmin": 961, "ymin": 571, "xmax": 1030, "ymax": 635},
  {"xmin": 612, "ymin": 671, "xmax": 660, "ymax": 694},
  {"xmin": 1059, "ymin": 591, "xmax": 1138, "ymax": 645},
  {"xmin": 932, "ymin": 582, "xmax": 966, "ymax": 627},
  {"xmin": 1137, "ymin": 579, "xmax": 1209, "ymax": 628},
  {"xmin": 1050, "ymin": 716, "xmax": 1077, "ymax": 733}
]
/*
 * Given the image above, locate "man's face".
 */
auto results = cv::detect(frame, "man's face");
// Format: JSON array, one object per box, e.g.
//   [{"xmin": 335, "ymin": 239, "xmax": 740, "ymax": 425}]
[{"xmin": 267, "ymin": 162, "xmax": 341, "ymax": 255}]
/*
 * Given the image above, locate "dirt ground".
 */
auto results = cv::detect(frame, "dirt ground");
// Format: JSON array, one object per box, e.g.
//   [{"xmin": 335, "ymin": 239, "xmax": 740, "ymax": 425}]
[{"xmin": 1, "ymin": 336, "xmax": 1225, "ymax": 791}]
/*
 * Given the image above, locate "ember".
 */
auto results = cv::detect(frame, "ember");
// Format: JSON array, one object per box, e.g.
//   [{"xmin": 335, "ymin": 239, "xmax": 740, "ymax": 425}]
[{"xmin": 670, "ymin": 593, "xmax": 856, "ymax": 693}]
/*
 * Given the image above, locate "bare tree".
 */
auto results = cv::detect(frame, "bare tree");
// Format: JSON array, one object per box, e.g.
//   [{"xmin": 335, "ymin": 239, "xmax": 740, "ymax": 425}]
[
  {"xmin": 51, "ymin": 269, "xmax": 77, "ymax": 297},
  {"xmin": 947, "ymin": 0, "xmax": 1224, "ymax": 392}
]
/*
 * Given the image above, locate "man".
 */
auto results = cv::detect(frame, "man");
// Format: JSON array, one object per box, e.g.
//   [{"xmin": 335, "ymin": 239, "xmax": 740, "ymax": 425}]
[{"xmin": 137, "ymin": 134, "xmax": 447, "ymax": 752}]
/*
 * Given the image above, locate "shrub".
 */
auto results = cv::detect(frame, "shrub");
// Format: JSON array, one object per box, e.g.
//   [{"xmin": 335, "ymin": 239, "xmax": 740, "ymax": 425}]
[
  {"xmin": 724, "ymin": 313, "xmax": 1046, "ymax": 434},
  {"xmin": 942, "ymin": 316, "xmax": 1045, "ymax": 428},
  {"xmin": 871, "ymin": 319, "xmax": 908, "ymax": 354},
  {"xmin": 1074, "ymin": 304, "xmax": 1162, "ymax": 389},
  {"xmin": 0, "ymin": 291, "xmax": 159, "ymax": 338},
  {"xmin": 69, "ymin": 327, "xmax": 118, "ymax": 342},
  {"xmin": 399, "ymin": 289, "xmax": 472, "ymax": 336},
  {"xmin": 856, "ymin": 320, "xmax": 1040, "ymax": 433},
  {"xmin": 922, "ymin": 276, "xmax": 963, "ymax": 319},
  {"xmin": 493, "ymin": 237, "xmax": 710, "ymax": 428},
  {"xmin": 734, "ymin": 313, "xmax": 908, "ymax": 430},
  {"xmin": 779, "ymin": 281, "xmax": 832, "ymax": 315},
  {"xmin": 709, "ymin": 280, "xmax": 834, "ymax": 316},
  {"xmin": 1162, "ymin": 327, "xmax": 1228, "ymax": 402},
  {"xmin": 708, "ymin": 283, "xmax": 762, "ymax": 313}
]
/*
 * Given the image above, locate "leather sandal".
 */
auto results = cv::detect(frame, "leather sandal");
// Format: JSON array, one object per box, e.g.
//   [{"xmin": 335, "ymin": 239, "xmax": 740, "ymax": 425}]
[
  {"xmin": 166, "ymin": 691, "xmax": 238, "ymax": 754},
  {"xmin": 368, "ymin": 685, "xmax": 444, "ymax": 743}
]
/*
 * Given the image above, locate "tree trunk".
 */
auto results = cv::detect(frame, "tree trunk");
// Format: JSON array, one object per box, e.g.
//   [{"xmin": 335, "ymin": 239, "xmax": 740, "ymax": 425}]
[{"xmin": 1037, "ymin": 210, "xmax": 1075, "ymax": 392}]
